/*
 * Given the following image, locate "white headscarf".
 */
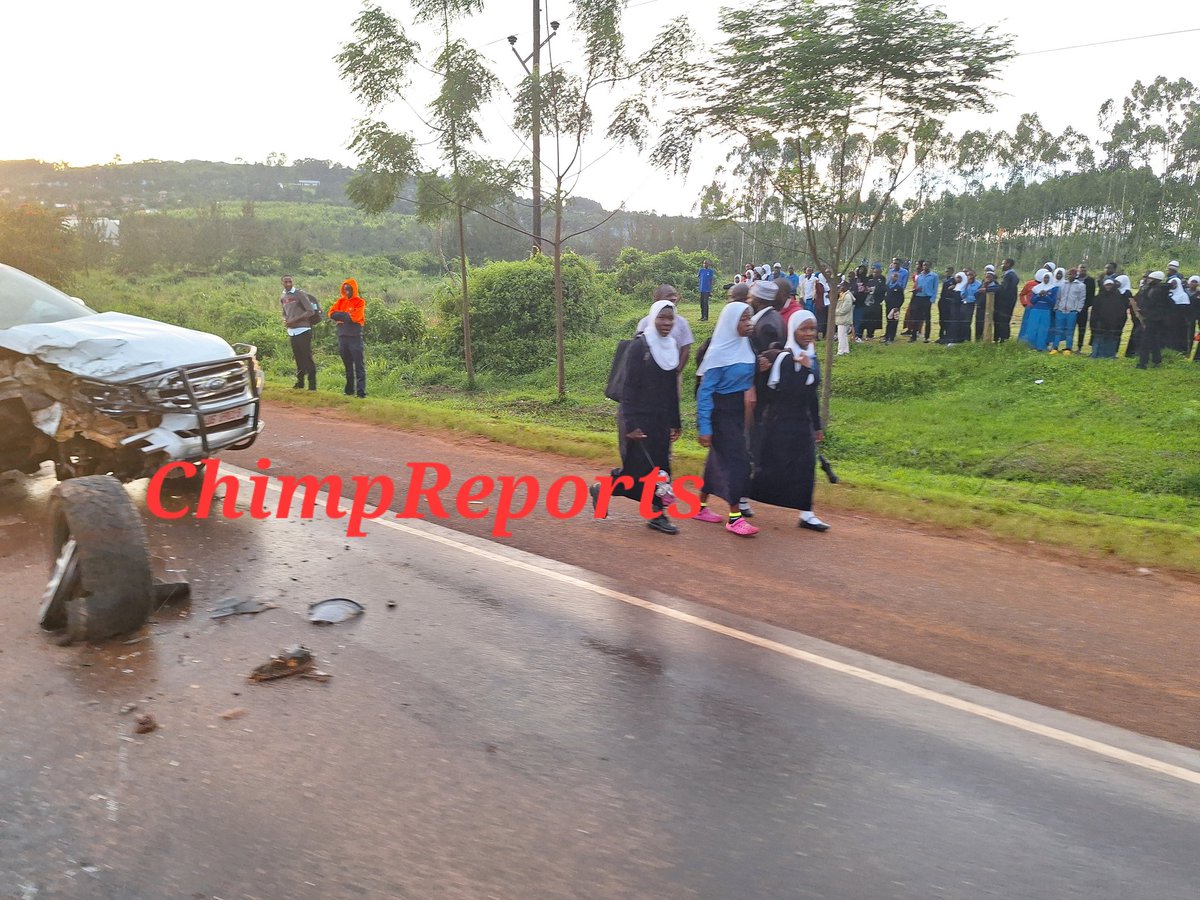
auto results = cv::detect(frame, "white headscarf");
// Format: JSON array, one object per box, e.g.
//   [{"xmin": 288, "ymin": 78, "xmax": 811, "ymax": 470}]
[
  {"xmin": 1116, "ymin": 274, "xmax": 1132, "ymax": 295},
  {"xmin": 768, "ymin": 310, "xmax": 818, "ymax": 389},
  {"xmin": 697, "ymin": 302, "xmax": 755, "ymax": 376},
  {"xmin": 953, "ymin": 272, "xmax": 967, "ymax": 294},
  {"xmin": 642, "ymin": 300, "xmax": 680, "ymax": 370},
  {"xmin": 1168, "ymin": 277, "xmax": 1190, "ymax": 305},
  {"xmin": 1031, "ymin": 269, "xmax": 1054, "ymax": 295},
  {"xmin": 1053, "ymin": 267, "xmax": 1066, "ymax": 290}
]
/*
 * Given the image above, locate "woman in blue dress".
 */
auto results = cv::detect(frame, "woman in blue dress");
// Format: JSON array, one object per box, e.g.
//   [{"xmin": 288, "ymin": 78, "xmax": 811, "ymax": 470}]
[
  {"xmin": 694, "ymin": 301, "xmax": 759, "ymax": 537},
  {"xmin": 1021, "ymin": 269, "xmax": 1057, "ymax": 350}
]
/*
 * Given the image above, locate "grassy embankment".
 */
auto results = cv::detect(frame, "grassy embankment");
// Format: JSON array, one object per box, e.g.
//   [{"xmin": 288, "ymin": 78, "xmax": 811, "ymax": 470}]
[{"xmin": 73, "ymin": 269, "xmax": 1200, "ymax": 574}]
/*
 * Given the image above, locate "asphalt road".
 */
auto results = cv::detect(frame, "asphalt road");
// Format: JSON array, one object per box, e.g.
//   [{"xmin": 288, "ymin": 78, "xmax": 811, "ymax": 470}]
[{"xmin": 2, "ymin": 463, "xmax": 1199, "ymax": 899}]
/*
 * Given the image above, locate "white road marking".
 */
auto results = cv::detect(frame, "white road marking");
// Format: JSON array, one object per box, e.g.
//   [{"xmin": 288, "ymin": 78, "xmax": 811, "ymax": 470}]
[{"xmin": 219, "ymin": 465, "xmax": 1200, "ymax": 787}]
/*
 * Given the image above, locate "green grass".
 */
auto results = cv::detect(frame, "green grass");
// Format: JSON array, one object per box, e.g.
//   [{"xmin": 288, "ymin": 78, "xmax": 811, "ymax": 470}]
[{"xmin": 73, "ymin": 268, "xmax": 1200, "ymax": 574}]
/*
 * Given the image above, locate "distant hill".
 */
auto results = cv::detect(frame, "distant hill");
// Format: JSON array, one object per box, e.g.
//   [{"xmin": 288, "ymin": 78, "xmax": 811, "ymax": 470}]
[{"xmin": 0, "ymin": 158, "xmax": 368, "ymax": 214}]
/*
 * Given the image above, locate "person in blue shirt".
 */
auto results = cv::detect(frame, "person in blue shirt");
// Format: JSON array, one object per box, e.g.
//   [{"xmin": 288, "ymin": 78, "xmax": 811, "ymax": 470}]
[
  {"xmin": 786, "ymin": 266, "xmax": 801, "ymax": 295},
  {"xmin": 697, "ymin": 259, "xmax": 715, "ymax": 322},
  {"xmin": 908, "ymin": 262, "xmax": 939, "ymax": 342},
  {"xmin": 693, "ymin": 301, "xmax": 759, "ymax": 536}
]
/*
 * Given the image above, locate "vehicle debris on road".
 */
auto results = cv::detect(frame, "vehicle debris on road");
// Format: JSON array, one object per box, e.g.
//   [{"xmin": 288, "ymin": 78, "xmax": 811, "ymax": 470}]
[
  {"xmin": 211, "ymin": 598, "xmax": 277, "ymax": 619},
  {"xmin": 308, "ymin": 598, "xmax": 364, "ymax": 625},
  {"xmin": 248, "ymin": 645, "xmax": 331, "ymax": 683}
]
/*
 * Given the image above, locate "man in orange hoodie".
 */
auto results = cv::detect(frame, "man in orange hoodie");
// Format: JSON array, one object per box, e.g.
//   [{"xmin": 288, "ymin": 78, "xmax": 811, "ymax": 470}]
[{"xmin": 329, "ymin": 278, "xmax": 367, "ymax": 398}]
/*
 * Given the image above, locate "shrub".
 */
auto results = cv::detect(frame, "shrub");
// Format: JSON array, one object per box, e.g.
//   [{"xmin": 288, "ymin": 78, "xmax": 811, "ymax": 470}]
[
  {"xmin": 369, "ymin": 300, "xmax": 426, "ymax": 345},
  {"xmin": 612, "ymin": 247, "xmax": 719, "ymax": 302},
  {"xmin": 393, "ymin": 250, "xmax": 443, "ymax": 276},
  {"xmin": 436, "ymin": 253, "xmax": 602, "ymax": 376}
]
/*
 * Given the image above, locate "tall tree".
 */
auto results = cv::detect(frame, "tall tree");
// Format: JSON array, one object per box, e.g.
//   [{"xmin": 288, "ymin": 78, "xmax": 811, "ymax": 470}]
[
  {"xmin": 664, "ymin": 0, "xmax": 1012, "ymax": 421},
  {"xmin": 336, "ymin": 1, "xmax": 521, "ymax": 387},
  {"xmin": 513, "ymin": 0, "xmax": 692, "ymax": 395}
]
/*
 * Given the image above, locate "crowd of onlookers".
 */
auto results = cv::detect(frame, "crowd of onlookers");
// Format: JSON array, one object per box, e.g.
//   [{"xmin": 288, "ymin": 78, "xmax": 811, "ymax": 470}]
[{"xmin": 700, "ymin": 258, "xmax": 1200, "ymax": 366}]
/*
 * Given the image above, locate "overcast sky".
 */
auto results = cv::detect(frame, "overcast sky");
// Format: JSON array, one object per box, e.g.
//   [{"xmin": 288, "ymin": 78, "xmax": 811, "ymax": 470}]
[{"xmin": 5, "ymin": 0, "xmax": 1195, "ymax": 215}]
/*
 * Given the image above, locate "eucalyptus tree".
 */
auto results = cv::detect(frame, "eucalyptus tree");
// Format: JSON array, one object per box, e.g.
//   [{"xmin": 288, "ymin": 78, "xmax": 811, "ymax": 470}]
[
  {"xmin": 512, "ymin": 0, "xmax": 692, "ymax": 395},
  {"xmin": 662, "ymin": 0, "xmax": 1012, "ymax": 420},
  {"xmin": 336, "ymin": 1, "xmax": 522, "ymax": 387}
]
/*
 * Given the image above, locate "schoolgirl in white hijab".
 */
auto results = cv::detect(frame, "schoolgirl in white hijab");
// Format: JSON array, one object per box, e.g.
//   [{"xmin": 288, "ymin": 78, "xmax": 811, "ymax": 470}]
[
  {"xmin": 1168, "ymin": 276, "xmax": 1190, "ymax": 306},
  {"xmin": 1022, "ymin": 270, "xmax": 1056, "ymax": 350},
  {"xmin": 695, "ymin": 300, "xmax": 759, "ymax": 536},
  {"xmin": 769, "ymin": 310, "xmax": 818, "ymax": 389},
  {"xmin": 1031, "ymin": 269, "xmax": 1055, "ymax": 295},
  {"xmin": 595, "ymin": 298, "xmax": 682, "ymax": 534},
  {"xmin": 753, "ymin": 308, "xmax": 829, "ymax": 532},
  {"xmin": 643, "ymin": 299, "xmax": 680, "ymax": 371},
  {"xmin": 697, "ymin": 301, "xmax": 755, "ymax": 377}
]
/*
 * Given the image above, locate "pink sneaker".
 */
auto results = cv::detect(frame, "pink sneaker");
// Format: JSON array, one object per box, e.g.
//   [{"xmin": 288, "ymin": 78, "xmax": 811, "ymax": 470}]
[
  {"xmin": 694, "ymin": 507, "xmax": 724, "ymax": 524},
  {"xmin": 725, "ymin": 517, "xmax": 759, "ymax": 537}
]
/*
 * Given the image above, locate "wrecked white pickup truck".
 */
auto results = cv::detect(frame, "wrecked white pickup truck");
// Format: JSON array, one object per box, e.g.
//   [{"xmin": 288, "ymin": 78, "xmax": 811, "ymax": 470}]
[{"xmin": 0, "ymin": 262, "xmax": 263, "ymax": 481}]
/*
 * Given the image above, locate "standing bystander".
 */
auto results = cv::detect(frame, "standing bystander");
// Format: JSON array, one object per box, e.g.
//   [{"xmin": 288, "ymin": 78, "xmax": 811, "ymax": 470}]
[
  {"xmin": 279, "ymin": 275, "xmax": 319, "ymax": 391},
  {"xmin": 697, "ymin": 259, "xmax": 715, "ymax": 322},
  {"xmin": 329, "ymin": 278, "xmax": 367, "ymax": 397}
]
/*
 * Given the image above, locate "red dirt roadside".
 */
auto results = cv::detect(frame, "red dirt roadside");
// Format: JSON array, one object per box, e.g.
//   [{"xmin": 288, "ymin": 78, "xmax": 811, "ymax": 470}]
[{"xmin": 230, "ymin": 401, "xmax": 1200, "ymax": 749}]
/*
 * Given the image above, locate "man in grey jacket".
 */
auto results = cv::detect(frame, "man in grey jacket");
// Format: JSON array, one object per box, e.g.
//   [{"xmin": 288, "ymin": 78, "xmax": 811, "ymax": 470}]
[{"xmin": 280, "ymin": 274, "xmax": 319, "ymax": 390}]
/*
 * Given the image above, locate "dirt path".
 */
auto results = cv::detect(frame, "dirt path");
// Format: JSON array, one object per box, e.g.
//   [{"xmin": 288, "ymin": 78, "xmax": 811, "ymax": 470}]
[{"xmin": 227, "ymin": 401, "xmax": 1200, "ymax": 749}]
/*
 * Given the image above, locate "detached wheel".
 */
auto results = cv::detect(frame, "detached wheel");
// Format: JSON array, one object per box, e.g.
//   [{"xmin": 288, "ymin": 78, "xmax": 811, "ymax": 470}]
[{"xmin": 39, "ymin": 475, "xmax": 155, "ymax": 643}]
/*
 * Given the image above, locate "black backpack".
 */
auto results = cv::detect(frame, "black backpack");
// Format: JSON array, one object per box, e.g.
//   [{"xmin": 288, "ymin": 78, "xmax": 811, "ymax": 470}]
[
  {"xmin": 302, "ymin": 292, "xmax": 323, "ymax": 327},
  {"xmin": 604, "ymin": 334, "xmax": 644, "ymax": 402}
]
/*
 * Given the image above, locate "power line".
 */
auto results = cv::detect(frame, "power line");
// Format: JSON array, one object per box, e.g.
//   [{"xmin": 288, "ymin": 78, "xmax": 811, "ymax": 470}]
[{"xmin": 1017, "ymin": 26, "xmax": 1200, "ymax": 56}]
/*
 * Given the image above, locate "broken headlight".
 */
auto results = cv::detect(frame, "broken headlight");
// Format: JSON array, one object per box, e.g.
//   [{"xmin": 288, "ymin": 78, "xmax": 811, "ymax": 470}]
[{"xmin": 74, "ymin": 380, "xmax": 153, "ymax": 414}]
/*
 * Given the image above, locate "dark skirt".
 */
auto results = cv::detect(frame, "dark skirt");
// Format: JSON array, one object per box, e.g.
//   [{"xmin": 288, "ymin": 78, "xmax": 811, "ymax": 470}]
[
  {"xmin": 702, "ymin": 393, "xmax": 749, "ymax": 506},
  {"xmin": 612, "ymin": 407, "xmax": 673, "ymax": 511},
  {"xmin": 749, "ymin": 408, "xmax": 817, "ymax": 511}
]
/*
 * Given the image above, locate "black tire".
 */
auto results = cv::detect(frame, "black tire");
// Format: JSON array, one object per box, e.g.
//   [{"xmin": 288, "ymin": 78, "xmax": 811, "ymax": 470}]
[{"xmin": 43, "ymin": 475, "xmax": 154, "ymax": 642}]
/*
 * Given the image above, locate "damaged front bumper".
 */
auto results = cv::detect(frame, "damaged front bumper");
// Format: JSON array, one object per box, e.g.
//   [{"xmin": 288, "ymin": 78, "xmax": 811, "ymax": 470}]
[
  {"xmin": 3, "ymin": 344, "xmax": 264, "ymax": 479},
  {"xmin": 109, "ymin": 344, "xmax": 265, "ymax": 459}
]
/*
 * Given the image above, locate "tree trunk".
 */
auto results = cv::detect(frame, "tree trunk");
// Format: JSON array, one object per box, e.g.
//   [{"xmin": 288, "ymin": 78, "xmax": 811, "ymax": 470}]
[
  {"xmin": 553, "ymin": 190, "xmax": 565, "ymax": 397},
  {"xmin": 456, "ymin": 202, "xmax": 475, "ymax": 388}
]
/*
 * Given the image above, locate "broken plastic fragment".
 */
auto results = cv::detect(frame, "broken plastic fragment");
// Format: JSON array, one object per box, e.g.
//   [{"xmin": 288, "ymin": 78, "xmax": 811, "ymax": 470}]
[
  {"xmin": 308, "ymin": 598, "xmax": 365, "ymax": 625},
  {"xmin": 211, "ymin": 598, "xmax": 276, "ymax": 619},
  {"xmin": 153, "ymin": 581, "xmax": 191, "ymax": 604}
]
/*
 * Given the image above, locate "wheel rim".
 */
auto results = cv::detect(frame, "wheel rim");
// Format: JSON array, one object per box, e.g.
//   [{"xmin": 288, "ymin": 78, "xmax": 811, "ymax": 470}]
[{"xmin": 39, "ymin": 537, "xmax": 80, "ymax": 630}]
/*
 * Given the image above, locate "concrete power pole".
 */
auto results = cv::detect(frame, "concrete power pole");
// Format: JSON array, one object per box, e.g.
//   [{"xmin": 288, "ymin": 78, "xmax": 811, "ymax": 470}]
[
  {"xmin": 508, "ymin": 6, "xmax": 558, "ymax": 254},
  {"xmin": 532, "ymin": 3, "xmax": 542, "ymax": 252}
]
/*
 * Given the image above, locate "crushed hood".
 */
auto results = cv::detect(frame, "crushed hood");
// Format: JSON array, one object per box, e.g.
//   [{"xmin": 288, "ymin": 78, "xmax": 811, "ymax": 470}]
[{"xmin": 0, "ymin": 311, "xmax": 238, "ymax": 381}]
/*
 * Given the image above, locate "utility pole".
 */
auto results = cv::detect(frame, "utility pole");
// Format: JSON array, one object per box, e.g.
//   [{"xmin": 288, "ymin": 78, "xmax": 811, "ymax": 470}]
[{"xmin": 507, "ymin": 8, "xmax": 559, "ymax": 253}]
